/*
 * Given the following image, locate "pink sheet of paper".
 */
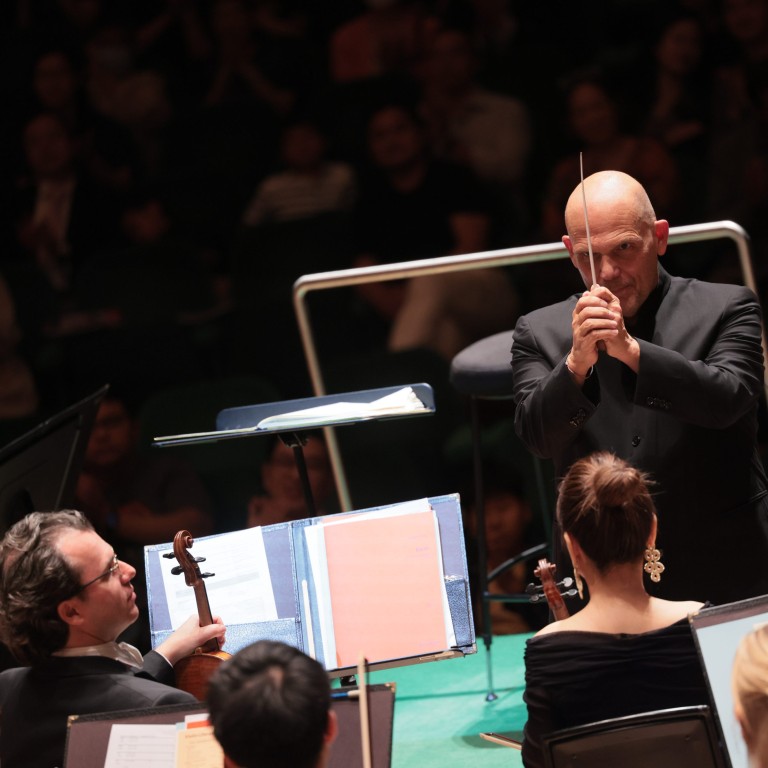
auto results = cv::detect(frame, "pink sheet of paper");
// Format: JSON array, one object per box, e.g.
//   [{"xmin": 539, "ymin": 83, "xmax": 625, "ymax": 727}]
[{"xmin": 322, "ymin": 508, "xmax": 448, "ymax": 668}]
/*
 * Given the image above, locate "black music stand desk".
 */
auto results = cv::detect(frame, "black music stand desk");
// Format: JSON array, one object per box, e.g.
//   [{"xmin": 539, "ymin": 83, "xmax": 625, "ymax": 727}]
[{"xmin": 152, "ymin": 383, "xmax": 435, "ymax": 517}]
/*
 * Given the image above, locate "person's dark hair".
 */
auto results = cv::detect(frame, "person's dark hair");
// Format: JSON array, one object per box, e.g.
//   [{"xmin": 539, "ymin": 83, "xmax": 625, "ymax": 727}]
[
  {"xmin": 556, "ymin": 452, "xmax": 655, "ymax": 571},
  {"xmin": 0, "ymin": 510, "xmax": 94, "ymax": 665},
  {"xmin": 207, "ymin": 640, "xmax": 331, "ymax": 768}
]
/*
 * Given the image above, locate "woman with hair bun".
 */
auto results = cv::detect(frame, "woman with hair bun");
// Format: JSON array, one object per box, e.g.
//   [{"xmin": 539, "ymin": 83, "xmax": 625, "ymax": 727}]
[
  {"xmin": 733, "ymin": 624, "xmax": 768, "ymax": 768},
  {"xmin": 522, "ymin": 451, "xmax": 710, "ymax": 768}
]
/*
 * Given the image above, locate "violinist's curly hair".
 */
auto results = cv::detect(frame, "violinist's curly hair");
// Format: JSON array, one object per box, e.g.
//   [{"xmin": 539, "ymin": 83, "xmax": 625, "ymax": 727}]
[
  {"xmin": 556, "ymin": 452, "xmax": 656, "ymax": 571},
  {"xmin": 0, "ymin": 510, "xmax": 93, "ymax": 665}
]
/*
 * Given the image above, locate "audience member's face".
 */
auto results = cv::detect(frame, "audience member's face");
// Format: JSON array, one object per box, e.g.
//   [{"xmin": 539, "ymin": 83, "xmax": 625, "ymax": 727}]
[
  {"xmin": 34, "ymin": 53, "xmax": 76, "ymax": 110},
  {"xmin": 281, "ymin": 124, "xmax": 326, "ymax": 172},
  {"xmin": 262, "ymin": 439, "xmax": 333, "ymax": 511},
  {"xmin": 57, "ymin": 528, "xmax": 139, "ymax": 642},
  {"xmin": 724, "ymin": 0, "xmax": 768, "ymax": 44},
  {"xmin": 481, "ymin": 492, "xmax": 531, "ymax": 555},
  {"xmin": 655, "ymin": 18, "xmax": 702, "ymax": 76},
  {"xmin": 567, "ymin": 82, "xmax": 618, "ymax": 146},
  {"xmin": 121, "ymin": 201, "xmax": 169, "ymax": 243},
  {"xmin": 23, "ymin": 114, "xmax": 74, "ymax": 179},
  {"xmin": 85, "ymin": 399, "xmax": 136, "ymax": 469},
  {"xmin": 423, "ymin": 30, "xmax": 475, "ymax": 89},
  {"xmin": 367, "ymin": 107, "xmax": 424, "ymax": 171}
]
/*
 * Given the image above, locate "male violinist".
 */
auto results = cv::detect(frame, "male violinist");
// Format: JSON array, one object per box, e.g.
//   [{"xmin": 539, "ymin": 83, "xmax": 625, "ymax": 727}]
[{"xmin": 0, "ymin": 509, "xmax": 225, "ymax": 768}]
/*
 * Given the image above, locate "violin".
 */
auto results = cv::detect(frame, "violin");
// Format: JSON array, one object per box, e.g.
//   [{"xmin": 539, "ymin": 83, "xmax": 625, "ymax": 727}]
[
  {"xmin": 526, "ymin": 558, "xmax": 576, "ymax": 621},
  {"xmin": 164, "ymin": 529, "xmax": 231, "ymax": 700}
]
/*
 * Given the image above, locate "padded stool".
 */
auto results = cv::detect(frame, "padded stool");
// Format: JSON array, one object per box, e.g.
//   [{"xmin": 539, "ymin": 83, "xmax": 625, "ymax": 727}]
[{"xmin": 450, "ymin": 330, "xmax": 552, "ymax": 700}]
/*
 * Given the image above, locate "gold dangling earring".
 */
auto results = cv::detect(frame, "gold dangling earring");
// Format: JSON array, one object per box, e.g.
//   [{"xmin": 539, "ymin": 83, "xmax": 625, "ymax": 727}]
[
  {"xmin": 643, "ymin": 547, "xmax": 665, "ymax": 583},
  {"xmin": 573, "ymin": 567, "xmax": 584, "ymax": 600}
]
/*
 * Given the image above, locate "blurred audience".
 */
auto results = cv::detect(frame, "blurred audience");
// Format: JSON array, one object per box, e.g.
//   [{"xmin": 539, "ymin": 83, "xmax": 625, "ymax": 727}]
[
  {"xmin": 417, "ymin": 26, "xmax": 533, "ymax": 243},
  {"xmin": 0, "ymin": 272, "xmax": 39, "ymax": 423},
  {"xmin": 636, "ymin": 11, "xmax": 713, "ymax": 224},
  {"xmin": 351, "ymin": 101, "xmax": 517, "ymax": 360},
  {"xmin": 329, "ymin": 0, "xmax": 439, "ymax": 84},
  {"xmin": 247, "ymin": 432, "xmax": 337, "ymax": 528},
  {"xmin": 10, "ymin": 111, "xmax": 120, "ymax": 296},
  {"xmin": 242, "ymin": 119, "xmax": 356, "ymax": 227},
  {"xmin": 75, "ymin": 391, "xmax": 213, "ymax": 650},
  {"xmin": 539, "ymin": 70, "xmax": 681, "ymax": 243},
  {"xmin": 464, "ymin": 463, "xmax": 545, "ymax": 635}
]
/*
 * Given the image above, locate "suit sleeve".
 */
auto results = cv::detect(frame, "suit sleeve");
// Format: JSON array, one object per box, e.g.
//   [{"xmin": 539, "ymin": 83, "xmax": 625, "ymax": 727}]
[
  {"xmin": 139, "ymin": 649, "xmax": 175, "ymax": 684},
  {"xmin": 633, "ymin": 287, "xmax": 765, "ymax": 429},
  {"xmin": 511, "ymin": 313, "xmax": 599, "ymax": 459}
]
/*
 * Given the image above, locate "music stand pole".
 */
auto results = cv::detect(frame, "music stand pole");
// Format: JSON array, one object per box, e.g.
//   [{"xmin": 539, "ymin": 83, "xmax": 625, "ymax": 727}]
[
  {"xmin": 469, "ymin": 397, "xmax": 497, "ymax": 702},
  {"xmin": 278, "ymin": 431, "xmax": 317, "ymax": 519}
]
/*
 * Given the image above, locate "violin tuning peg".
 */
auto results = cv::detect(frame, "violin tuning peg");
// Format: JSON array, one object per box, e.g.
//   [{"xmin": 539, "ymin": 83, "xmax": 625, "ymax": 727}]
[
  {"xmin": 162, "ymin": 552, "xmax": 174, "ymax": 559},
  {"xmin": 170, "ymin": 565, "xmax": 183, "ymax": 575},
  {"xmin": 193, "ymin": 556, "xmax": 206, "ymax": 563},
  {"xmin": 560, "ymin": 577, "xmax": 574, "ymax": 588},
  {"xmin": 200, "ymin": 571, "xmax": 215, "ymax": 578}
]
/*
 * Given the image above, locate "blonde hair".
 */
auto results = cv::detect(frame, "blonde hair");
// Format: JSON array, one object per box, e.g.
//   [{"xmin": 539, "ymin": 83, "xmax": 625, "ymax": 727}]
[{"xmin": 733, "ymin": 624, "xmax": 768, "ymax": 766}]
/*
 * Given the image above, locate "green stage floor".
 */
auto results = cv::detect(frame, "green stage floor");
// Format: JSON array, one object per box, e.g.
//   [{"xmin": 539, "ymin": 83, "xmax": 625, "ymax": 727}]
[{"xmin": 369, "ymin": 633, "xmax": 530, "ymax": 768}]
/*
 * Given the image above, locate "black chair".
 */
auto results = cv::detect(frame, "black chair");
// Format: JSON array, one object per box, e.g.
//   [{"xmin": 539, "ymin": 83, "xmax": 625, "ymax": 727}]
[
  {"xmin": 449, "ymin": 330, "xmax": 555, "ymax": 700},
  {"xmin": 543, "ymin": 705, "xmax": 728, "ymax": 768}
]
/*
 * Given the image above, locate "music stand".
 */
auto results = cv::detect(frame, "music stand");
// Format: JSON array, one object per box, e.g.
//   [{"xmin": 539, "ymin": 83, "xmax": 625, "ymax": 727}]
[
  {"xmin": 0, "ymin": 385, "xmax": 108, "ymax": 534},
  {"xmin": 152, "ymin": 384, "xmax": 435, "ymax": 519}
]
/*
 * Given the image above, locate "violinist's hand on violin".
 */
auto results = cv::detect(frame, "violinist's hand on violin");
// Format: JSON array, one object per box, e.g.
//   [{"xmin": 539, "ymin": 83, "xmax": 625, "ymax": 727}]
[{"xmin": 157, "ymin": 615, "xmax": 226, "ymax": 666}]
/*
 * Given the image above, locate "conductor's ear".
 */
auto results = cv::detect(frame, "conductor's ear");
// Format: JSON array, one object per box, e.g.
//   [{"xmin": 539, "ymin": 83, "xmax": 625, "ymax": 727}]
[{"xmin": 655, "ymin": 219, "xmax": 669, "ymax": 256}]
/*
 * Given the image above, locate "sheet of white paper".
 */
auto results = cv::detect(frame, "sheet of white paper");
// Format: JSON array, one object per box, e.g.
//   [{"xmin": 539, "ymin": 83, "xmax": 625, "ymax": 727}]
[
  {"xmin": 321, "ymin": 498, "xmax": 432, "ymax": 527},
  {"xmin": 159, "ymin": 527, "xmax": 278, "ymax": 628},
  {"xmin": 256, "ymin": 386, "xmax": 428, "ymax": 429},
  {"xmin": 104, "ymin": 724, "xmax": 177, "ymax": 768}
]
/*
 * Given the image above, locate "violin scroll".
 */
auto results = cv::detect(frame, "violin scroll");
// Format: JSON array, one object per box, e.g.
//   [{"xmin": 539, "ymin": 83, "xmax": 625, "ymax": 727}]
[{"xmin": 526, "ymin": 558, "xmax": 576, "ymax": 621}]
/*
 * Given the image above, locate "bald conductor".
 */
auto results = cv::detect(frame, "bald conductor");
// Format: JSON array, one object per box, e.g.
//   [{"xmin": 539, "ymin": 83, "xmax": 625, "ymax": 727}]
[{"xmin": 511, "ymin": 170, "xmax": 768, "ymax": 605}]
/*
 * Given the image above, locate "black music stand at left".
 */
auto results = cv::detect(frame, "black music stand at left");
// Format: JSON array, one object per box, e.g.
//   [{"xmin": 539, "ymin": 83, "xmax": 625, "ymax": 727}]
[{"xmin": 0, "ymin": 384, "xmax": 109, "ymax": 535}]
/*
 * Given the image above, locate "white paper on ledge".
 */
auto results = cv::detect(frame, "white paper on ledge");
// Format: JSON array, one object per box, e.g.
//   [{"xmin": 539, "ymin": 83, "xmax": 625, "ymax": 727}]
[{"xmin": 256, "ymin": 386, "xmax": 428, "ymax": 430}]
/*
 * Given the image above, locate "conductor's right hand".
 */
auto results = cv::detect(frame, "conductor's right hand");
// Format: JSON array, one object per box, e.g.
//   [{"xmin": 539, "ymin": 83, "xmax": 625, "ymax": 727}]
[{"xmin": 567, "ymin": 286, "xmax": 620, "ymax": 382}]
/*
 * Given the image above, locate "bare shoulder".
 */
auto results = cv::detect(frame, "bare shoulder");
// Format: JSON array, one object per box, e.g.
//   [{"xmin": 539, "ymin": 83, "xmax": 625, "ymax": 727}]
[
  {"xmin": 655, "ymin": 598, "xmax": 705, "ymax": 625},
  {"xmin": 533, "ymin": 615, "xmax": 581, "ymax": 637}
]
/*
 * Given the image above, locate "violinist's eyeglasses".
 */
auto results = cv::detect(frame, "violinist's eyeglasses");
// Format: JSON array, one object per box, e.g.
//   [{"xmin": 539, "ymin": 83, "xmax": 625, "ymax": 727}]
[{"xmin": 77, "ymin": 554, "xmax": 120, "ymax": 593}]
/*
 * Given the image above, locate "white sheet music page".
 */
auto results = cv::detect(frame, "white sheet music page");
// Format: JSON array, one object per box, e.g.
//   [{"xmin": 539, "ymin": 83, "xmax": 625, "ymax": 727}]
[
  {"xmin": 103, "ymin": 724, "xmax": 176, "ymax": 768},
  {"xmin": 159, "ymin": 526, "xmax": 278, "ymax": 628},
  {"xmin": 256, "ymin": 386, "xmax": 428, "ymax": 429}
]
